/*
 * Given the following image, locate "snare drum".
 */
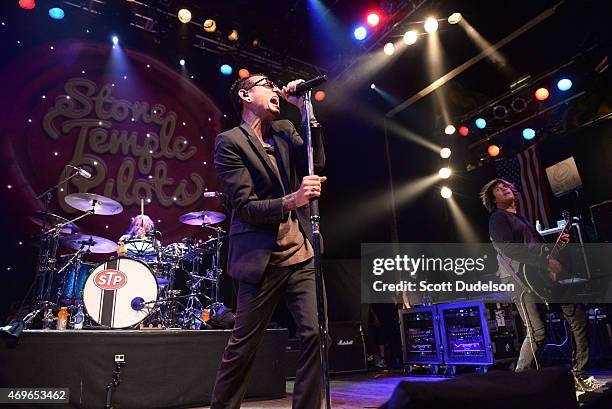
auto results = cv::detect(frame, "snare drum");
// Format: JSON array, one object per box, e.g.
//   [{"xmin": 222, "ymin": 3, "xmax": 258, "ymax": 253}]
[{"xmin": 83, "ymin": 257, "xmax": 158, "ymax": 328}]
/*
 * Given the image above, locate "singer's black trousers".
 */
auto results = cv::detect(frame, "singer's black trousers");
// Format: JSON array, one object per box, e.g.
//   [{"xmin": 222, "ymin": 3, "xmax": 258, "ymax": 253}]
[{"xmin": 210, "ymin": 258, "xmax": 325, "ymax": 409}]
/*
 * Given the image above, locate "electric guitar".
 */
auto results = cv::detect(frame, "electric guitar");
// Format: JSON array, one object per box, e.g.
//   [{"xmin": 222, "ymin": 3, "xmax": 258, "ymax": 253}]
[{"xmin": 521, "ymin": 210, "xmax": 572, "ymax": 303}]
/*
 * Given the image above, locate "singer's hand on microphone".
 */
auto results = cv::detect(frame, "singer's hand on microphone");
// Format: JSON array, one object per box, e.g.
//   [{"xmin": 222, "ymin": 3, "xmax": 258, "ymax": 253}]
[{"xmin": 282, "ymin": 79, "xmax": 314, "ymax": 118}]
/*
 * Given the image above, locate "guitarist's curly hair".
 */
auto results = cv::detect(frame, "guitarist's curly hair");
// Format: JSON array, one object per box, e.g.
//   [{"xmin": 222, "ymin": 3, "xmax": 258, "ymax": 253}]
[{"xmin": 479, "ymin": 178, "xmax": 519, "ymax": 212}]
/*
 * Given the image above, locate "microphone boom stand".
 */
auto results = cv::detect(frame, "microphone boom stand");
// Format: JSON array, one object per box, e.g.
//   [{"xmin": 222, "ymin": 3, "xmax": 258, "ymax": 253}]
[{"xmin": 301, "ymin": 91, "xmax": 332, "ymax": 409}]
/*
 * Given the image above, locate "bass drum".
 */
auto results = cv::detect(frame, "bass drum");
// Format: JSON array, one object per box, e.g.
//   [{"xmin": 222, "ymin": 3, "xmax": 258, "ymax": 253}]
[{"xmin": 83, "ymin": 257, "xmax": 158, "ymax": 329}]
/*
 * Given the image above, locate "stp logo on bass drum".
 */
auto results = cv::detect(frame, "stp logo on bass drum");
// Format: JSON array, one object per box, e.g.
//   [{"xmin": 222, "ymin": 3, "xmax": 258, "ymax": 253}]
[{"xmin": 94, "ymin": 269, "xmax": 127, "ymax": 290}]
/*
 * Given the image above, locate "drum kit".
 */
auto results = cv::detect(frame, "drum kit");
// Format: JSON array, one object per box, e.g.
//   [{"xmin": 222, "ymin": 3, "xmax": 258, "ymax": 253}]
[{"xmin": 23, "ymin": 190, "xmax": 228, "ymax": 330}]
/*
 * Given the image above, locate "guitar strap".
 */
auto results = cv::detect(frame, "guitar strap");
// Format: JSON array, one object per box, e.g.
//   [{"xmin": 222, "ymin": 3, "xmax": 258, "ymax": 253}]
[{"xmin": 492, "ymin": 243, "xmax": 531, "ymax": 294}]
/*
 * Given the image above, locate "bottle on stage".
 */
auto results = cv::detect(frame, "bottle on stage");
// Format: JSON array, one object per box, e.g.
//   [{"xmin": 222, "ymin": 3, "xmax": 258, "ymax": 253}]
[
  {"xmin": 43, "ymin": 308, "xmax": 54, "ymax": 330},
  {"xmin": 56, "ymin": 307, "xmax": 69, "ymax": 331},
  {"xmin": 74, "ymin": 305, "xmax": 84, "ymax": 330}
]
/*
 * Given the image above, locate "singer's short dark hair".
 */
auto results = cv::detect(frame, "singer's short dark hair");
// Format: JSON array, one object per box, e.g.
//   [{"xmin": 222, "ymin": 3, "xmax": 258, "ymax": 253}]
[
  {"xmin": 479, "ymin": 178, "xmax": 519, "ymax": 212},
  {"xmin": 229, "ymin": 73, "xmax": 266, "ymax": 115}
]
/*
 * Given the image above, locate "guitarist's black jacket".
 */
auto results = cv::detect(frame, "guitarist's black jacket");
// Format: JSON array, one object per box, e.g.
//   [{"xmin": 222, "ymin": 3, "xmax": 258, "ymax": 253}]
[{"xmin": 489, "ymin": 208, "xmax": 549, "ymax": 273}]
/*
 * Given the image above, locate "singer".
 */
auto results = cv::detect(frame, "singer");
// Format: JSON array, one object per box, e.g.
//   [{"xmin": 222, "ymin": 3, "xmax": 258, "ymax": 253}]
[{"xmin": 210, "ymin": 74, "xmax": 326, "ymax": 409}]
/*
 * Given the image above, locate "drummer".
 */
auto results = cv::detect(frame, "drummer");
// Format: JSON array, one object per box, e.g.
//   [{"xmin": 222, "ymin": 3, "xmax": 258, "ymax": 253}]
[{"xmin": 118, "ymin": 214, "xmax": 160, "ymax": 262}]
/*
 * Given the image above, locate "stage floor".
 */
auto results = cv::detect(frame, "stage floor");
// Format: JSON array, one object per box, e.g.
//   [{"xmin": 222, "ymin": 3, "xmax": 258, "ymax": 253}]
[{"xmin": 199, "ymin": 370, "xmax": 612, "ymax": 409}]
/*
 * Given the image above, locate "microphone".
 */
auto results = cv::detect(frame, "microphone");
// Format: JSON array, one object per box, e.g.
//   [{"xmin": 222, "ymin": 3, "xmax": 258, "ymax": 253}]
[
  {"xmin": 203, "ymin": 192, "xmax": 224, "ymax": 198},
  {"xmin": 68, "ymin": 164, "xmax": 92, "ymax": 179},
  {"xmin": 288, "ymin": 75, "xmax": 328, "ymax": 96}
]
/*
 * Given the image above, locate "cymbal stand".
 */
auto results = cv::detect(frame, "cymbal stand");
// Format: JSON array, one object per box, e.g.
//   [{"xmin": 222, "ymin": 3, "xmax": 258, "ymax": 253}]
[{"xmin": 204, "ymin": 225, "xmax": 225, "ymax": 311}]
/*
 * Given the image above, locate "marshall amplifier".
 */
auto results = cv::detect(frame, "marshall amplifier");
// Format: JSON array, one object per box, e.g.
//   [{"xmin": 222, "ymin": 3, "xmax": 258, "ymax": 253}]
[{"xmin": 329, "ymin": 321, "xmax": 367, "ymax": 374}]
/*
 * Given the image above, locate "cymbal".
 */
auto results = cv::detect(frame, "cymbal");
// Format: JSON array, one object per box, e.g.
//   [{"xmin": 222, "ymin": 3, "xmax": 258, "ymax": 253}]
[
  {"xmin": 179, "ymin": 211, "xmax": 226, "ymax": 226},
  {"xmin": 30, "ymin": 211, "xmax": 80, "ymax": 234},
  {"xmin": 64, "ymin": 193, "xmax": 123, "ymax": 215},
  {"xmin": 60, "ymin": 234, "xmax": 118, "ymax": 253}
]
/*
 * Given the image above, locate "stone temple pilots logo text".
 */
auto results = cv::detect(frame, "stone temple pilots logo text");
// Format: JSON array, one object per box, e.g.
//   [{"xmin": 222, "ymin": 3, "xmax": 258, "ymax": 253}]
[{"xmin": 43, "ymin": 78, "xmax": 204, "ymax": 212}]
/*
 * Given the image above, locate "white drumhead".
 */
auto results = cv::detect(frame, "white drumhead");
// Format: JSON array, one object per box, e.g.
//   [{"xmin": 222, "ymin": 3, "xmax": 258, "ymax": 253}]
[{"xmin": 83, "ymin": 257, "xmax": 158, "ymax": 328}]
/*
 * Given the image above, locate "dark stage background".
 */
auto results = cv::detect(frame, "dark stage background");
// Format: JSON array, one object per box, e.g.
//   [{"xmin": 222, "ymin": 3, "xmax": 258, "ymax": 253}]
[{"xmin": 0, "ymin": 1, "xmax": 610, "ymax": 327}]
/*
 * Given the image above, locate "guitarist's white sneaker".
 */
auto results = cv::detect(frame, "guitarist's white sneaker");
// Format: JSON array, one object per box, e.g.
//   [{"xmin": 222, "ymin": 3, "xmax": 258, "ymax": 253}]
[{"xmin": 574, "ymin": 374, "xmax": 606, "ymax": 392}]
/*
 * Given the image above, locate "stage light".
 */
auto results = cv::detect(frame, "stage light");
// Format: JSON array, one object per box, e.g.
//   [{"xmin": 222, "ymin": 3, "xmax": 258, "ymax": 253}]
[
  {"xmin": 440, "ymin": 148, "xmax": 451, "ymax": 158},
  {"xmin": 228, "ymin": 30, "xmax": 239, "ymax": 42},
  {"xmin": 424, "ymin": 17, "xmax": 438, "ymax": 33},
  {"xmin": 366, "ymin": 13, "xmax": 380, "ymax": 27},
  {"xmin": 220, "ymin": 64, "xmax": 233, "ymax": 75},
  {"xmin": 179, "ymin": 59, "xmax": 185, "ymax": 66},
  {"xmin": 203, "ymin": 19, "xmax": 217, "ymax": 32},
  {"xmin": 522, "ymin": 128, "xmax": 535, "ymax": 140},
  {"xmin": 403, "ymin": 30, "xmax": 417, "ymax": 45},
  {"xmin": 178, "ymin": 9, "xmax": 192, "ymax": 24},
  {"xmin": 19, "ymin": 0, "xmax": 35, "ymax": 10},
  {"xmin": 238, "ymin": 68, "xmax": 250, "ymax": 78},
  {"xmin": 383, "ymin": 42, "xmax": 395, "ymax": 56},
  {"xmin": 354, "ymin": 26, "xmax": 367, "ymax": 41},
  {"xmin": 535, "ymin": 87, "xmax": 549, "ymax": 101},
  {"xmin": 448, "ymin": 13, "xmax": 462, "ymax": 24},
  {"xmin": 441, "ymin": 187, "xmax": 452, "ymax": 199},
  {"xmin": 252, "ymin": 39, "xmax": 261, "ymax": 48},
  {"xmin": 488, "ymin": 144, "xmax": 500, "ymax": 157},
  {"xmin": 459, "ymin": 126, "xmax": 469, "ymax": 137},
  {"xmin": 475, "ymin": 118, "xmax": 486, "ymax": 129},
  {"xmin": 511, "ymin": 97, "xmax": 527, "ymax": 112},
  {"xmin": 48, "ymin": 7, "xmax": 64, "ymax": 20},
  {"xmin": 314, "ymin": 90, "xmax": 326, "ymax": 102},
  {"xmin": 439, "ymin": 167, "xmax": 451, "ymax": 179},
  {"xmin": 112, "ymin": 35, "xmax": 119, "ymax": 45},
  {"xmin": 492, "ymin": 105, "xmax": 508, "ymax": 119},
  {"xmin": 444, "ymin": 125, "xmax": 456, "ymax": 135},
  {"xmin": 557, "ymin": 78, "xmax": 572, "ymax": 91},
  {"xmin": 370, "ymin": 83, "xmax": 376, "ymax": 89}
]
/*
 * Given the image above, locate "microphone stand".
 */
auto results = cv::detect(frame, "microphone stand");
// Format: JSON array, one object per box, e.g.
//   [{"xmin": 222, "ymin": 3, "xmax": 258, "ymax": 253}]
[{"xmin": 301, "ymin": 91, "xmax": 332, "ymax": 409}]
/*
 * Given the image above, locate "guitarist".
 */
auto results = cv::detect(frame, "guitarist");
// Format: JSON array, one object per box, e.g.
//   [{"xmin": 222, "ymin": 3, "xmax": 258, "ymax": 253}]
[{"xmin": 480, "ymin": 178, "xmax": 602, "ymax": 392}]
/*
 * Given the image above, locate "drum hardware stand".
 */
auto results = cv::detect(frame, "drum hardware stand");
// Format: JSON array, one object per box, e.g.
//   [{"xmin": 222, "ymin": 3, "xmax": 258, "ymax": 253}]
[
  {"xmin": 202, "ymin": 225, "xmax": 226, "ymax": 312},
  {"xmin": 25, "ymin": 168, "xmax": 84, "ymax": 327},
  {"xmin": 104, "ymin": 354, "xmax": 126, "ymax": 409}
]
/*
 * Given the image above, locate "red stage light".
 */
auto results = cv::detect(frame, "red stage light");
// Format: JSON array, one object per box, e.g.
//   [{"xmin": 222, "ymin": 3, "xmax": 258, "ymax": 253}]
[
  {"xmin": 19, "ymin": 0, "xmax": 35, "ymax": 10},
  {"xmin": 458, "ymin": 126, "xmax": 469, "ymax": 137},
  {"xmin": 314, "ymin": 90, "xmax": 326, "ymax": 102},
  {"xmin": 366, "ymin": 13, "xmax": 380, "ymax": 27},
  {"xmin": 488, "ymin": 145, "xmax": 500, "ymax": 157},
  {"xmin": 534, "ymin": 87, "xmax": 549, "ymax": 101},
  {"xmin": 238, "ymin": 68, "xmax": 250, "ymax": 79}
]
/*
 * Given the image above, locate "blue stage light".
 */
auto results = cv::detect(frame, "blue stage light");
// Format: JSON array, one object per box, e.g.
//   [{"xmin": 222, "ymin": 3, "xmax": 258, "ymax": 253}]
[
  {"xmin": 557, "ymin": 78, "xmax": 572, "ymax": 91},
  {"xmin": 49, "ymin": 7, "xmax": 65, "ymax": 20},
  {"xmin": 522, "ymin": 128, "xmax": 535, "ymax": 140},
  {"xmin": 112, "ymin": 35, "xmax": 119, "ymax": 45},
  {"xmin": 220, "ymin": 64, "xmax": 233, "ymax": 75},
  {"xmin": 353, "ymin": 26, "xmax": 367, "ymax": 41},
  {"xmin": 179, "ymin": 59, "xmax": 186, "ymax": 66},
  {"xmin": 475, "ymin": 118, "xmax": 486, "ymax": 129}
]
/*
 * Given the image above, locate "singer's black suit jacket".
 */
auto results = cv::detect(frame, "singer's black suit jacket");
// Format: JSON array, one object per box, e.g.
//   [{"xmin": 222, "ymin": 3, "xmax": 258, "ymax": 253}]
[{"xmin": 214, "ymin": 120, "xmax": 325, "ymax": 284}]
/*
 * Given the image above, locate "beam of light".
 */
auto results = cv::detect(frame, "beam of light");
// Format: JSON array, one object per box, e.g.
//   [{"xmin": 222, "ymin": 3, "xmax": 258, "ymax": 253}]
[
  {"xmin": 396, "ymin": 174, "xmax": 440, "ymax": 204},
  {"xmin": 426, "ymin": 31, "xmax": 451, "ymax": 126},
  {"xmin": 306, "ymin": 0, "xmax": 350, "ymax": 64},
  {"xmin": 373, "ymin": 86, "xmax": 402, "ymax": 107},
  {"xmin": 458, "ymin": 17, "xmax": 515, "ymax": 80},
  {"xmin": 385, "ymin": 118, "xmax": 442, "ymax": 153},
  {"xmin": 446, "ymin": 196, "xmax": 480, "ymax": 243}
]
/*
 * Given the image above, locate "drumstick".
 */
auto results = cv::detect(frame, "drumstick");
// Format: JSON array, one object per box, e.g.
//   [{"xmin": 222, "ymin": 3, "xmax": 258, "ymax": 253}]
[{"xmin": 141, "ymin": 198, "xmax": 144, "ymax": 215}]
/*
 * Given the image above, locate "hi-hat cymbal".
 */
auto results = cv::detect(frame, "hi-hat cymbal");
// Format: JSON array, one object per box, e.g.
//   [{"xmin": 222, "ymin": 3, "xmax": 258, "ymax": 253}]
[
  {"xmin": 179, "ymin": 211, "xmax": 226, "ymax": 226},
  {"xmin": 60, "ymin": 233, "xmax": 118, "ymax": 253},
  {"xmin": 64, "ymin": 193, "xmax": 123, "ymax": 215},
  {"xmin": 29, "ymin": 211, "xmax": 80, "ymax": 234}
]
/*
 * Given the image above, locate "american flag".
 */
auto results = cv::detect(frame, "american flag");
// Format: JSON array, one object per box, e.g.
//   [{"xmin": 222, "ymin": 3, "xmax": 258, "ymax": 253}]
[{"xmin": 495, "ymin": 144, "xmax": 552, "ymax": 227}]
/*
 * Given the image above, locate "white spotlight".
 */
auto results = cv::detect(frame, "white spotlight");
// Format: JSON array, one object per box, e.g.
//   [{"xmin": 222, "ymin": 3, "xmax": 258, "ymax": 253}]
[
  {"xmin": 438, "ymin": 167, "xmax": 451, "ymax": 179},
  {"xmin": 440, "ymin": 148, "xmax": 451, "ymax": 159},
  {"xmin": 179, "ymin": 59, "xmax": 186, "ymax": 66},
  {"xmin": 424, "ymin": 17, "xmax": 439, "ymax": 33},
  {"xmin": 370, "ymin": 83, "xmax": 376, "ymax": 89},
  {"xmin": 444, "ymin": 125, "xmax": 456, "ymax": 135},
  {"xmin": 112, "ymin": 35, "xmax": 119, "ymax": 45},
  {"xmin": 403, "ymin": 31, "xmax": 418, "ymax": 45},
  {"xmin": 441, "ymin": 187, "xmax": 452, "ymax": 199},
  {"xmin": 383, "ymin": 42, "xmax": 395, "ymax": 56},
  {"xmin": 448, "ymin": 13, "xmax": 462, "ymax": 25}
]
